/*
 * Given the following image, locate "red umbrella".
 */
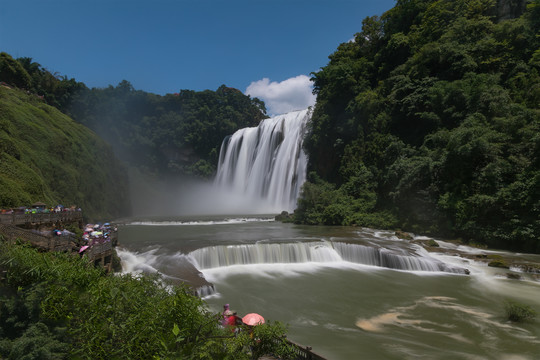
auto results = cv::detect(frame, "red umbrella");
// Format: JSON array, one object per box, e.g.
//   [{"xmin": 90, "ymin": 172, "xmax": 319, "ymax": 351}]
[{"xmin": 242, "ymin": 313, "xmax": 265, "ymax": 326}]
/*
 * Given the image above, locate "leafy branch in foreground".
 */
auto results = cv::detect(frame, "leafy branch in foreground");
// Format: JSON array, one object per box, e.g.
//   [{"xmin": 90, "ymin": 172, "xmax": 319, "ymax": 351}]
[{"xmin": 0, "ymin": 242, "xmax": 293, "ymax": 359}]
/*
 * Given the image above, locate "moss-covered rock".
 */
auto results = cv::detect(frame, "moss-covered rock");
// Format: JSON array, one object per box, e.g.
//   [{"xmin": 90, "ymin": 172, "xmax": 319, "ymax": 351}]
[
  {"xmin": 488, "ymin": 260, "xmax": 510, "ymax": 269},
  {"xmin": 504, "ymin": 300, "xmax": 537, "ymax": 322},
  {"xmin": 395, "ymin": 230, "xmax": 413, "ymax": 240}
]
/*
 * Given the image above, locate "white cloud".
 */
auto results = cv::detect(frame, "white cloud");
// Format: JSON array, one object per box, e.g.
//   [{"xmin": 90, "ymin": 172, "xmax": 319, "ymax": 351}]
[{"xmin": 245, "ymin": 75, "xmax": 316, "ymax": 116}]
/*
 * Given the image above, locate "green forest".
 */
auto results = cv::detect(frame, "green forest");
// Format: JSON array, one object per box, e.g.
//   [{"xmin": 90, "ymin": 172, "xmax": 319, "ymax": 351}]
[
  {"xmin": 1, "ymin": 0, "xmax": 539, "ymax": 251},
  {"xmin": 66, "ymin": 82, "xmax": 267, "ymax": 178},
  {"xmin": 0, "ymin": 52, "xmax": 267, "ymax": 219},
  {"xmin": 1, "ymin": 0, "xmax": 540, "ymax": 358},
  {"xmin": 0, "ymin": 242, "xmax": 293, "ymax": 359},
  {"xmin": 0, "ymin": 84, "xmax": 130, "ymax": 220},
  {"xmin": 295, "ymin": 0, "xmax": 540, "ymax": 253}
]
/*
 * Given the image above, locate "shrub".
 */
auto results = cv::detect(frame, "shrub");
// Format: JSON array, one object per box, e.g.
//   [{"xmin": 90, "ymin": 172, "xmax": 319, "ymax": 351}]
[
  {"xmin": 504, "ymin": 301, "xmax": 537, "ymax": 322},
  {"xmin": 0, "ymin": 242, "xmax": 293, "ymax": 358}
]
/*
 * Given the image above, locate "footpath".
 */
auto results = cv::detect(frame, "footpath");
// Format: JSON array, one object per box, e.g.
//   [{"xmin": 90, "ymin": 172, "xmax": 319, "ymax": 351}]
[{"xmin": 0, "ymin": 209, "xmax": 116, "ymax": 272}]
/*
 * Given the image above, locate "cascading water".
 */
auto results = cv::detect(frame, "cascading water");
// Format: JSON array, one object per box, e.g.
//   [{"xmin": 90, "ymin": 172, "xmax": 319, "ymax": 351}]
[
  {"xmin": 214, "ymin": 109, "xmax": 310, "ymax": 213},
  {"xmin": 188, "ymin": 241, "xmax": 468, "ymax": 274}
]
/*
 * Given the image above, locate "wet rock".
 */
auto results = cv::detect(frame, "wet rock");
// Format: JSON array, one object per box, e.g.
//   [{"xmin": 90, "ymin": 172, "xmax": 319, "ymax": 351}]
[
  {"xmin": 488, "ymin": 260, "xmax": 510, "ymax": 269},
  {"xmin": 167, "ymin": 260, "xmax": 215, "ymax": 296},
  {"xmin": 395, "ymin": 230, "xmax": 413, "ymax": 240},
  {"xmin": 506, "ymin": 273, "xmax": 521, "ymax": 280},
  {"xmin": 275, "ymin": 211, "xmax": 293, "ymax": 222}
]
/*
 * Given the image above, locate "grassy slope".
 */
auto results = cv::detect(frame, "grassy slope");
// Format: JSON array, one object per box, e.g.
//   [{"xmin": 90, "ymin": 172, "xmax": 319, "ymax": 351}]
[{"xmin": 0, "ymin": 86, "xmax": 130, "ymax": 220}]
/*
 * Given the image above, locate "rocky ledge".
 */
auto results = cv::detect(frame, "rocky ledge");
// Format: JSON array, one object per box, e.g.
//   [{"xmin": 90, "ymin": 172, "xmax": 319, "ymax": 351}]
[{"xmin": 399, "ymin": 231, "xmax": 540, "ymax": 282}]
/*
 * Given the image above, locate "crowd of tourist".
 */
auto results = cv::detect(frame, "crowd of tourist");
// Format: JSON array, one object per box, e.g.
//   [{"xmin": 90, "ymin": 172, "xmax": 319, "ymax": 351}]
[
  {"xmin": 0, "ymin": 203, "xmax": 116, "ymax": 257},
  {"xmin": 79, "ymin": 223, "xmax": 116, "ymax": 254},
  {"xmin": 0, "ymin": 204, "xmax": 81, "ymax": 214}
]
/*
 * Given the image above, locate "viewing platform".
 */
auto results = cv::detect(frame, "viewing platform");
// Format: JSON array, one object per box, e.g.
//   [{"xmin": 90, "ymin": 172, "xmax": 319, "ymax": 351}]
[
  {"xmin": 0, "ymin": 211, "xmax": 83, "ymax": 227},
  {"xmin": 0, "ymin": 211, "xmax": 115, "ymax": 272}
]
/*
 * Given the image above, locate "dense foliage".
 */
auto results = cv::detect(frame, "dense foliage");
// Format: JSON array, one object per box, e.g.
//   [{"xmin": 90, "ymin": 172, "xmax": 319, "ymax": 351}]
[
  {"xmin": 298, "ymin": 0, "xmax": 540, "ymax": 253},
  {"xmin": 1, "ymin": 52, "xmax": 267, "ymax": 179},
  {"xmin": 0, "ymin": 84, "xmax": 130, "ymax": 220},
  {"xmin": 0, "ymin": 53, "xmax": 86, "ymax": 114},
  {"xmin": 1, "ymin": 51, "xmax": 267, "ymax": 216},
  {"xmin": 67, "ymin": 81, "xmax": 267, "ymax": 178},
  {"xmin": 0, "ymin": 242, "xmax": 294, "ymax": 359}
]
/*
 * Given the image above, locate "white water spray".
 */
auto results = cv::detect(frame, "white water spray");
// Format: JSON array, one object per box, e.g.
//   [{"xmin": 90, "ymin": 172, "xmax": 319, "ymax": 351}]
[
  {"xmin": 188, "ymin": 241, "xmax": 468, "ymax": 274},
  {"xmin": 214, "ymin": 109, "xmax": 310, "ymax": 213}
]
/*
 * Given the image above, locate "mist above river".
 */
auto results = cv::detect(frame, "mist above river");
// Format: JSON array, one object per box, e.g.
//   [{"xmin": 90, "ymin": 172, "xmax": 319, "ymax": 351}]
[
  {"xmin": 127, "ymin": 109, "xmax": 310, "ymax": 217},
  {"xmin": 128, "ymin": 172, "xmax": 283, "ymax": 217}
]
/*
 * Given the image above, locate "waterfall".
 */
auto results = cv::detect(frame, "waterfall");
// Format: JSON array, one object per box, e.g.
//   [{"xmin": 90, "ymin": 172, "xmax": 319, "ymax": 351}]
[
  {"xmin": 332, "ymin": 243, "xmax": 465, "ymax": 274},
  {"xmin": 189, "ymin": 242, "xmax": 341, "ymax": 269},
  {"xmin": 214, "ymin": 109, "xmax": 310, "ymax": 213},
  {"xmin": 188, "ymin": 242, "xmax": 468, "ymax": 274}
]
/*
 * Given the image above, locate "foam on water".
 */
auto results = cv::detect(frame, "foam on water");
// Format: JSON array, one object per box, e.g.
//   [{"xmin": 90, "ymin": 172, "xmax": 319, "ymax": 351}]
[
  {"xmin": 356, "ymin": 296, "xmax": 540, "ymax": 360},
  {"xmin": 127, "ymin": 217, "xmax": 275, "ymax": 226},
  {"xmin": 116, "ymin": 247, "xmax": 161, "ymax": 274}
]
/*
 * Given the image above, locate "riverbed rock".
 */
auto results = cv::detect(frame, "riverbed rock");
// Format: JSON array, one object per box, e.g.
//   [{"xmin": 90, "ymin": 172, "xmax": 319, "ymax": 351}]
[
  {"xmin": 395, "ymin": 230, "xmax": 413, "ymax": 240},
  {"xmin": 488, "ymin": 260, "xmax": 510, "ymax": 269},
  {"xmin": 168, "ymin": 260, "xmax": 215, "ymax": 296},
  {"xmin": 275, "ymin": 211, "xmax": 293, "ymax": 222},
  {"xmin": 506, "ymin": 273, "xmax": 522, "ymax": 280}
]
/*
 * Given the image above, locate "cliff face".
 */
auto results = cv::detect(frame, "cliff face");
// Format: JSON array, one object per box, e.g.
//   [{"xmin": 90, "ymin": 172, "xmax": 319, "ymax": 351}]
[
  {"xmin": 0, "ymin": 86, "xmax": 131, "ymax": 220},
  {"xmin": 497, "ymin": 0, "xmax": 528, "ymax": 20}
]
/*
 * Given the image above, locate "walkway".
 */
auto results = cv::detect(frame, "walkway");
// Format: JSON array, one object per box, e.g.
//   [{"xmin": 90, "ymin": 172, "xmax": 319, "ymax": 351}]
[
  {"xmin": 0, "ymin": 212, "xmax": 116, "ymax": 272},
  {"xmin": 0, "ymin": 223, "xmax": 73, "ymax": 252},
  {"xmin": 0, "ymin": 211, "xmax": 83, "ymax": 226},
  {"xmin": 261, "ymin": 337, "xmax": 327, "ymax": 360}
]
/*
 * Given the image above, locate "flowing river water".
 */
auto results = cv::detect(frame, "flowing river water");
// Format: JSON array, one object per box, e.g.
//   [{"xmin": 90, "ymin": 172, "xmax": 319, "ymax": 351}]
[{"xmin": 116, "ymin": 216, "xmax": 540, "ymax": 360}]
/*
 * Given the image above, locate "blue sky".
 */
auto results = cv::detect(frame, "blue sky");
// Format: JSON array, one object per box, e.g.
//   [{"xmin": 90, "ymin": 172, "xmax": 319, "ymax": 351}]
[{"xmin": 1, "ymin": 0, "xmax": 396, "ymax": 115}]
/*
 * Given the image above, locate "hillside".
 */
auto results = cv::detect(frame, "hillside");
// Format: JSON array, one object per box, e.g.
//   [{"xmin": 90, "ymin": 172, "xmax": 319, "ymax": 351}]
[
  {"xmin": 0, "ymin": 51, "xmax": 268, "ymax": 218},
  {"xmin": 0, "ymin": 85, "xmax": 130, "ymax": 220},
  {"xmin": 1, "ymin": 52, "xmax": 268, "ymax": 181},
  {"xmin": 296, "ymin": 0, "xmax": 540, "ymax": 253},
  {"xmin": 67, "ymin": 81, "xmax": 268, "ymax": 179}
]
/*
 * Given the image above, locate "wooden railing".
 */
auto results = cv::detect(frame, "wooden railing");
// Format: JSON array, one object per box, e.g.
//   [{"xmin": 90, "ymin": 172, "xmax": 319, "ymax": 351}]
[
  {"xmin": 0, "ymin": 212, "xmax": 83, "ymax": 226},
  {"xmin": 0, "ymin": 224, "xmax": 73, "ymax": 252},
  {"xmin": 270, "ymin": 337, "xmax": 327, "ymax": 360},
  {"xmin": 86, "ymin": 241, "xmax": 112, "ymax": 258}
]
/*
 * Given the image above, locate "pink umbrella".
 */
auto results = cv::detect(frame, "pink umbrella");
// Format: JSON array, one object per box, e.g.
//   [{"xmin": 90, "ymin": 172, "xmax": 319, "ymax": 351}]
[
  {"xmin": 242, "ymin": 313, "xmax": 265, "ymax": 326},
  {"xmin": 79, "ymin": 245, "xmax": 89, "ymax": 253}
]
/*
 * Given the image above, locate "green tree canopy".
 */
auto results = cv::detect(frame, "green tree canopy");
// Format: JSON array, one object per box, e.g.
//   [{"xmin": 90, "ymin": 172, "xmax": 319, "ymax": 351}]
[{"xmin": 298, "ymin": 0, "xmax": 540, "ymax": 253}]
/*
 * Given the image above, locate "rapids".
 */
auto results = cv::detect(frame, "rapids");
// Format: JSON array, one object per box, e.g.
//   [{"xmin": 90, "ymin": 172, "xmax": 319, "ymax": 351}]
[
  {"xmin": 117, "ymin": 218, "xmax": 540, "ymax": 360},
  {"xmin": 117, "ymin": 110, "xmax": 539, "ymax": 359}
]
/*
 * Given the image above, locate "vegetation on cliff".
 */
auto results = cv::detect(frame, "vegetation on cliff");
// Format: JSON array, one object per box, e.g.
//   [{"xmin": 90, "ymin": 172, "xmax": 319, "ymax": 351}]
[
  {"xmin": 0, "ymin": 83, "xmax": 130, "ymax": 220},
  {"xmin": 66, "ymin": 81, "xmax": 267, "ymax": 178},
  {"xmin": 1, "ymin": 51, "xmax": 267, "ymax": 216},
  {"xmin": 1, "ymin": 51, "xmax": 267, "ymax": 180},
  {"xmin": 296, "ymin": 0, "xmax": 540, "ymax": 253}
]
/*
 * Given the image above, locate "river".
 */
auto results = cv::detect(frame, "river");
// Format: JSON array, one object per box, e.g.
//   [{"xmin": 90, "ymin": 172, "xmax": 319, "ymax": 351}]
[{"xmin": 116, "ymin": 215, "xmax": 540, "ymax": 360}]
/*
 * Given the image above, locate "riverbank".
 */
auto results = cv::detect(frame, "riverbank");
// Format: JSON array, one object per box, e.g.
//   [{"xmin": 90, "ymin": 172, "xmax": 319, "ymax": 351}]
[{"xmin": 406, "ymin": 231, "xmax": 540, "ymax": 282}]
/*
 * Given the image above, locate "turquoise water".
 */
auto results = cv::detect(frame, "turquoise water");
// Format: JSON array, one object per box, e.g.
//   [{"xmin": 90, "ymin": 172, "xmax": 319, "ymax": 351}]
[{"xmin": 117, "ymin": 217, "xmax": 540, "ymax": 360}]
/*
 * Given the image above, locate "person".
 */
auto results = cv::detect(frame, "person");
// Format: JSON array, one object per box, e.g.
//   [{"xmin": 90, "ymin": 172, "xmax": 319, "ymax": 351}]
[
  {"xmin": 221, "ymin": 304, "xmax": 231, "ymax": 327},
  {"xmin": 224, "ymin": 310, "xmax": 242, "ymax": 334},
  {"xmin": 222, "ymin": 304, "xmax": 230, "ymax": 317}
]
